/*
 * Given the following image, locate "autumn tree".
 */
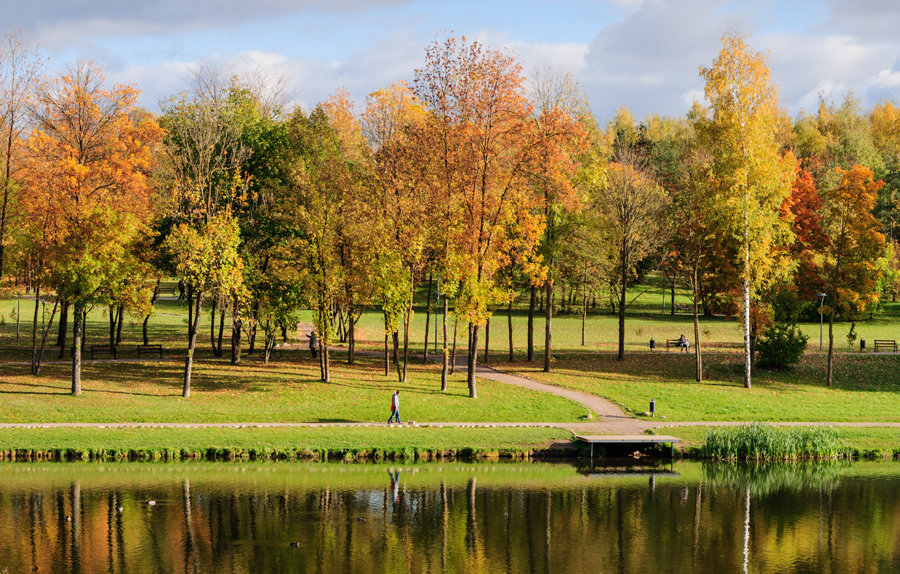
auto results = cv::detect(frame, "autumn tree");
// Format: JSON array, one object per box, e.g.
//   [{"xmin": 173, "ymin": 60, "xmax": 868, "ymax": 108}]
[
  {"xmin": 321, "ymin": 90, "xmax": 376, "ymax": 368},
  {"xmin": 0, "ymin": 29, "xmax": 41, "ymax": 278},
  {"xmin": 655, "ymin": 109, "xmax": 715, "ymax": 381},
  {"xmin": 160, "ymin": 68, "xmax": 268, "ymax": 373},
  {"xmin": 282, "ymin": 102, "xmax": 369, "ymax": 383},
  {"xmin": 819, "ymin": 165, "xmax": 886, "ymax": 387},
  {"xmin": 592, "ymin": 136, "xmax": 668, "ymax": 361},
  {"xmin": 698, "ymin": 34, "xmax": 795, "ymax": 388},
  {"xmin": 364, "ymin": 83, "xmax": 428, "ymax": 382},
  {"xmin": 165, "ymin": 213, "xmax": 243, "ymax": 396},
  {"xmin": 20, "ymin": 61, "xmax": 161, "ymax": 395},
  {"xmin": 413, "ymin": 37, "xmax": 584, "ymax": 397},
  {"xmin": 528, "ymin": 66, "xmax": 589, "ymax": 372}
]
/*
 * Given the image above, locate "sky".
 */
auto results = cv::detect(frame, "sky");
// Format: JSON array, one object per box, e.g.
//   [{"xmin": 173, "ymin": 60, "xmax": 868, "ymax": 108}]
[{"xmin": 6, "ymin": 0, "xmax": 900, "ymax": 121}]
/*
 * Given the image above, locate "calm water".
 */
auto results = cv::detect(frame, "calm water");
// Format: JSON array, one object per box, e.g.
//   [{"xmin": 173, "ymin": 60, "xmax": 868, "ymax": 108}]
[{"xmin": 0, "ymin": 461, "xmax": 898, "ymax": 573}]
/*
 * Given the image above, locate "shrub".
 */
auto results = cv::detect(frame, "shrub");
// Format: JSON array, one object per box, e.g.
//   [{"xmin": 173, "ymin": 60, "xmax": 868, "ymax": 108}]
[{"xmin": 756, "ymin": 323, "xmax": 808, "ymax": 369}]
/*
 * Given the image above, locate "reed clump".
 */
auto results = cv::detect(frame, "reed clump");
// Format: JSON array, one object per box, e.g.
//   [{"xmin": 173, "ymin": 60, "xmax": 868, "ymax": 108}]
[{"xmin": 699, "ymin": 423, "xmax": 850, "ymax": 461}]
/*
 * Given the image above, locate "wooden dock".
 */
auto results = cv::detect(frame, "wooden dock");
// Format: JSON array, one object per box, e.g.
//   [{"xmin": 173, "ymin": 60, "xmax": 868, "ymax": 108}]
[{"xmin": 576, "ymin": 434, "xmax": 682, "ymax": 459}]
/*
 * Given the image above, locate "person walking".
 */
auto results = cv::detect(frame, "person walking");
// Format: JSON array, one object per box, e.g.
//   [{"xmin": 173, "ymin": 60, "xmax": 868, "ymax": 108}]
[
  {"xmin": 387, "ymin": 390, "xmax": 401, "ymax": 424},
  {"xmin": 307, "ymin": 331, "xmax": 319, "ymax": 358}
]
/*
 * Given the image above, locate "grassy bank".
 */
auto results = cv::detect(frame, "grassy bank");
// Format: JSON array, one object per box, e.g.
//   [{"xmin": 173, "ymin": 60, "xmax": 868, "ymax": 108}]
[
  {"xmin": 498, "ymin": 352, "xmax": 900, "ymax": 422},
  {"xmin": 0, "ymin": 426, "xmax": 573, "ymax": 462},
  {"xmin": 0, "ymin": 355, "xmax": 588, "ymax": 423}
]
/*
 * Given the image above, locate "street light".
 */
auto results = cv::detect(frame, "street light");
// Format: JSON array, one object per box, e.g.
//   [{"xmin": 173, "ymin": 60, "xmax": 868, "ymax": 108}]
[{"xmin": 817, "ymin": 292, "xmax": 827, "ymax": 351}]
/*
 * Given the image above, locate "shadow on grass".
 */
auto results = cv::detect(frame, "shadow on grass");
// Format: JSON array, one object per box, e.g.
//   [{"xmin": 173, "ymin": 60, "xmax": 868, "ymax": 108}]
[{"xmin": 507, "ymin": 350, "xmax": 900, "ymax": 393}]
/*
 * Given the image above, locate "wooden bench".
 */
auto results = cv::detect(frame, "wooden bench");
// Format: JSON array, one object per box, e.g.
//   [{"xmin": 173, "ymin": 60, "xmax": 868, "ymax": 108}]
[
  {"xmin": 90, "ymin": 345, "xmax": 118, "ymax": 359},
  {"xmin": 873, "ymin": 339, "xmax": 897, "ymax": 352},
  {"xmin": 674, "ymin": 303, "xmax": 691, "ymax": 313},
  {"xmin": 665, "ymin": 339, "xmax": 681, "ymax": 351},
  {"xmin": 137, "ymin": 344, "xmax": 163, "ymax": 358}
]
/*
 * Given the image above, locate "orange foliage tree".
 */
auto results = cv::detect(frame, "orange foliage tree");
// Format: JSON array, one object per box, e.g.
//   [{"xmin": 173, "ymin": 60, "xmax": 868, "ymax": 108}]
[
  {"xmin": 819, "ymin": 165, "xmax": 886, "ymax": 387},
  {"xmin": 413, "ymin": 36, "xmax": 585, "ymax": 398},
  {"xmin": 19, "ymin": 61, "xmax": 161, "ymax": 395}
]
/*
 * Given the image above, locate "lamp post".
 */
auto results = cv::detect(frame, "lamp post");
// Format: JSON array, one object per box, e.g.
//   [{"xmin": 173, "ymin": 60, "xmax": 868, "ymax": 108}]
[{"xmin": 817, "ymin": 292, "xmax": 826, "ymax": 351}]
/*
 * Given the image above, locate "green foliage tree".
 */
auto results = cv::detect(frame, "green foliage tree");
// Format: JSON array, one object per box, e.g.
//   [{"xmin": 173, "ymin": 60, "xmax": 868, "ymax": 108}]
[{"xmin": 165, "ymin": 213, "xmax": 243, "ymax": 397}]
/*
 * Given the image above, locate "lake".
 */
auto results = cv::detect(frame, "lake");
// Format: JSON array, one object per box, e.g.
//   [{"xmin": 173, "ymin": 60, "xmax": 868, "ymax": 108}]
[{"xmin": 0, "ymin": 460, "xmax": 898, "ymax": 573}]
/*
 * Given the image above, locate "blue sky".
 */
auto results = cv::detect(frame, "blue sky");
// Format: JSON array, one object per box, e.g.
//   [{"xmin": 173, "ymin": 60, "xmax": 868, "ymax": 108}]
[{"xmin": 8, "ymin": 0, "xmax": 900, "ymax": 121}]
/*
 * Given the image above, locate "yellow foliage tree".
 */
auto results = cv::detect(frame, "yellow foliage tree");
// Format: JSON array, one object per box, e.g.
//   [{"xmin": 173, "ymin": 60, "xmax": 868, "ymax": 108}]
[{"xmin": 698, "ymin": 34, "xmax": 796, "ymax": 389}]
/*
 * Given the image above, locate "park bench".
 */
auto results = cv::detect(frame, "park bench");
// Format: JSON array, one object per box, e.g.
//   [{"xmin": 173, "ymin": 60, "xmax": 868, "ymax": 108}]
[
  {"xmin": 665, "ymin": 339, "xmax": 681, "ymax": 351},
  {"xmin": 90, "ymin": 345, "xmax": 118, "ymax": 359},
  {"xmin": 674, "ymin": 303, "xmax": 691, "ymax": 313},
  {"xmin": 873, "ymin": 339, "xmax": 897, "ymax": 352},
  {"xmin": 137, "ymin": 344, "xmax": 163, "ymax": 358}
]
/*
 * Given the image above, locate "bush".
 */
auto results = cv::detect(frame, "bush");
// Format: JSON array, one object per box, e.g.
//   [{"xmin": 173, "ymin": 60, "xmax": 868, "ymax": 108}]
[{"xmin": 756, "ymin": 322, "xmax": 808, "ymax": 369}]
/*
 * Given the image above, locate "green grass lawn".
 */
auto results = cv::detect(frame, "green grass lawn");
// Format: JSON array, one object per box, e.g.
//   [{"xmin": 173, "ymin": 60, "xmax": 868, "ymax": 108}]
[
  {"xmin": 497, "ymin": 352, "xmax": 900, "ymax": 422},
  {"xmin": 0, "ymin": 355, "xmax": 588, "ymax": 424}
]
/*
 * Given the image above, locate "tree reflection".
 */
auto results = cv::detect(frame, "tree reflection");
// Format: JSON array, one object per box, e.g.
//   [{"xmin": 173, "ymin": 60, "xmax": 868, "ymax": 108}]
[{"xmin": 0, "ymin": 462, "xmax": 895, "ymax": 573}]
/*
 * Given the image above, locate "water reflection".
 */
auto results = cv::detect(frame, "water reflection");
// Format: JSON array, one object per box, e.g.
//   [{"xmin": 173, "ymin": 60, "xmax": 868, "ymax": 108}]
[{"xmin": 0, "ymin": 461, "xmax": 897, "ymax": 573}]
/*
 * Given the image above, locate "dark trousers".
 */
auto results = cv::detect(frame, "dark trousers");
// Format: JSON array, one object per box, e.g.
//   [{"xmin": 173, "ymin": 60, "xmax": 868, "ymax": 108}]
[{"xmin": 387, "ymin": 410, "xmax": 401, "ymax": 424}]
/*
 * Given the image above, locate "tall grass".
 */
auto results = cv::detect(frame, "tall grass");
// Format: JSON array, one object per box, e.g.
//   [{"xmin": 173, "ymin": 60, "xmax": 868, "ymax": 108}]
[{"xmin": 699, "ymin": 423, "xmax": 850, "ymax": 461}]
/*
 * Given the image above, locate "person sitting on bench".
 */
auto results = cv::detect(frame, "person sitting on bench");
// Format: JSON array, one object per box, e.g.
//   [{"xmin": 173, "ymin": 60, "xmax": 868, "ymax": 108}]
[{"xmin": 677, "ymin": 333, "xmax": 690, "ymax": 353}]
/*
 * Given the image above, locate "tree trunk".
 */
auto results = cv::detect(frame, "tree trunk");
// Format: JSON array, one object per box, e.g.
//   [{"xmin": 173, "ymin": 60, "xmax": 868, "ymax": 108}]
[
  {"xmin": 826, "ymin": 305, "xmax": 835, "ymax": 388},
  {"xmin": 108, "ymin": 305, "xmax": 117, "ymax": 348},
  {"xmin": 670, "ymin": 279, "xmax": 676, "ymax": 316},
  {"xmin": 692, "ymin": 265, "xmax": 703, "ymax": 383},
  {"xmin": 384, "ymin": 330, "xmax": 390, "ymax": 377},
  {"xmin": 33, "ymin": 299, "xmax": 58, "ymax": 377},
  {"xmin": 57, "ymin": 299, "xmax": 69, "ymax": 359},
  {"xmin": 544, "ymin": 281, "xmax": 553, "ymax": 372},
  {"xmin": 392, "ymin": 331, "xmax": 400, "ymax": 368},
  {"xmin": 483, "ymin": 313, "xmax": 490, "ymax": 364},
  {"xmin": 115, "ymin": 305, "xmax": 124, "ymax": 346},
  {"xmin": 743, "ymin": 220, "xmax": 752, "ymax": 389},
  {"xmin": 507, "ymin": 300, "xmax": 514, "ymax": 362},
  {"xmin": 466, "ymin": 322, "xmax": 479, "ymax": 398},
  {"xmin": 81, "ymin": 309, "xmax": 87, "ymax": 355},
  {"xmin": 450, "ymin": 315, "xmax": 458, "ymax": 375},
  {"xmin": 383, "ymin": 313, "xmax": 390, "ymax": 377},
  {"xmin": 72, "ymin": 302, "xmax": 83, "ymax": 396},
  {"xmin": 231, "ymin": 293, "xmax": 242, "ymax": 365},
  {"xmin": 217, "ymin": 308, "xmax": 225, "ymax": 358},
  {"xmin": 321, "ymin": 336, "xmax": 331, "ymax": 383},
  {"xmin": 423, "ymin": 273, "xmax": 433, "ymax": 364},
  {"xmin": 617, "ymin": 274, "xmax": 626, "ymax": 361},
  {"xmin": 210, "ymin": 298, "xmax": 218, "ymax": 355},
  {"xmin": 441, "ymin": 296, "xmax": 448, "ymax": 391},
  {"xmin": 402, "ymin": 290, "xmax": 412, "ymax": 382},
  {"xmin": 264, "ymin": 327, "xmax": 275, "ymax": 365},
  {"xmin": 527, "ymin": 285, "xmax": 535, "ymax": 362},
  {"xmin": 248, "ymin": 299, "xmax": 260, "ymax": 354},
  {"xmin": 581, "ymin": 282, "xmax": 587, "ymax": 347},
  {"xmin": 183, "ymin": 286, "xmax": 201, "ymax": 398},
  {"xmin": 348, "ymin": 307, "xmax": 356, "ymax": 365},
  {"xmin": 142, "ymin": 279, "xmax": 160, "ymax": 346},
  {"xmin": 30, "ymin": 285, "xmax": 41, "ymax": 375}
]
